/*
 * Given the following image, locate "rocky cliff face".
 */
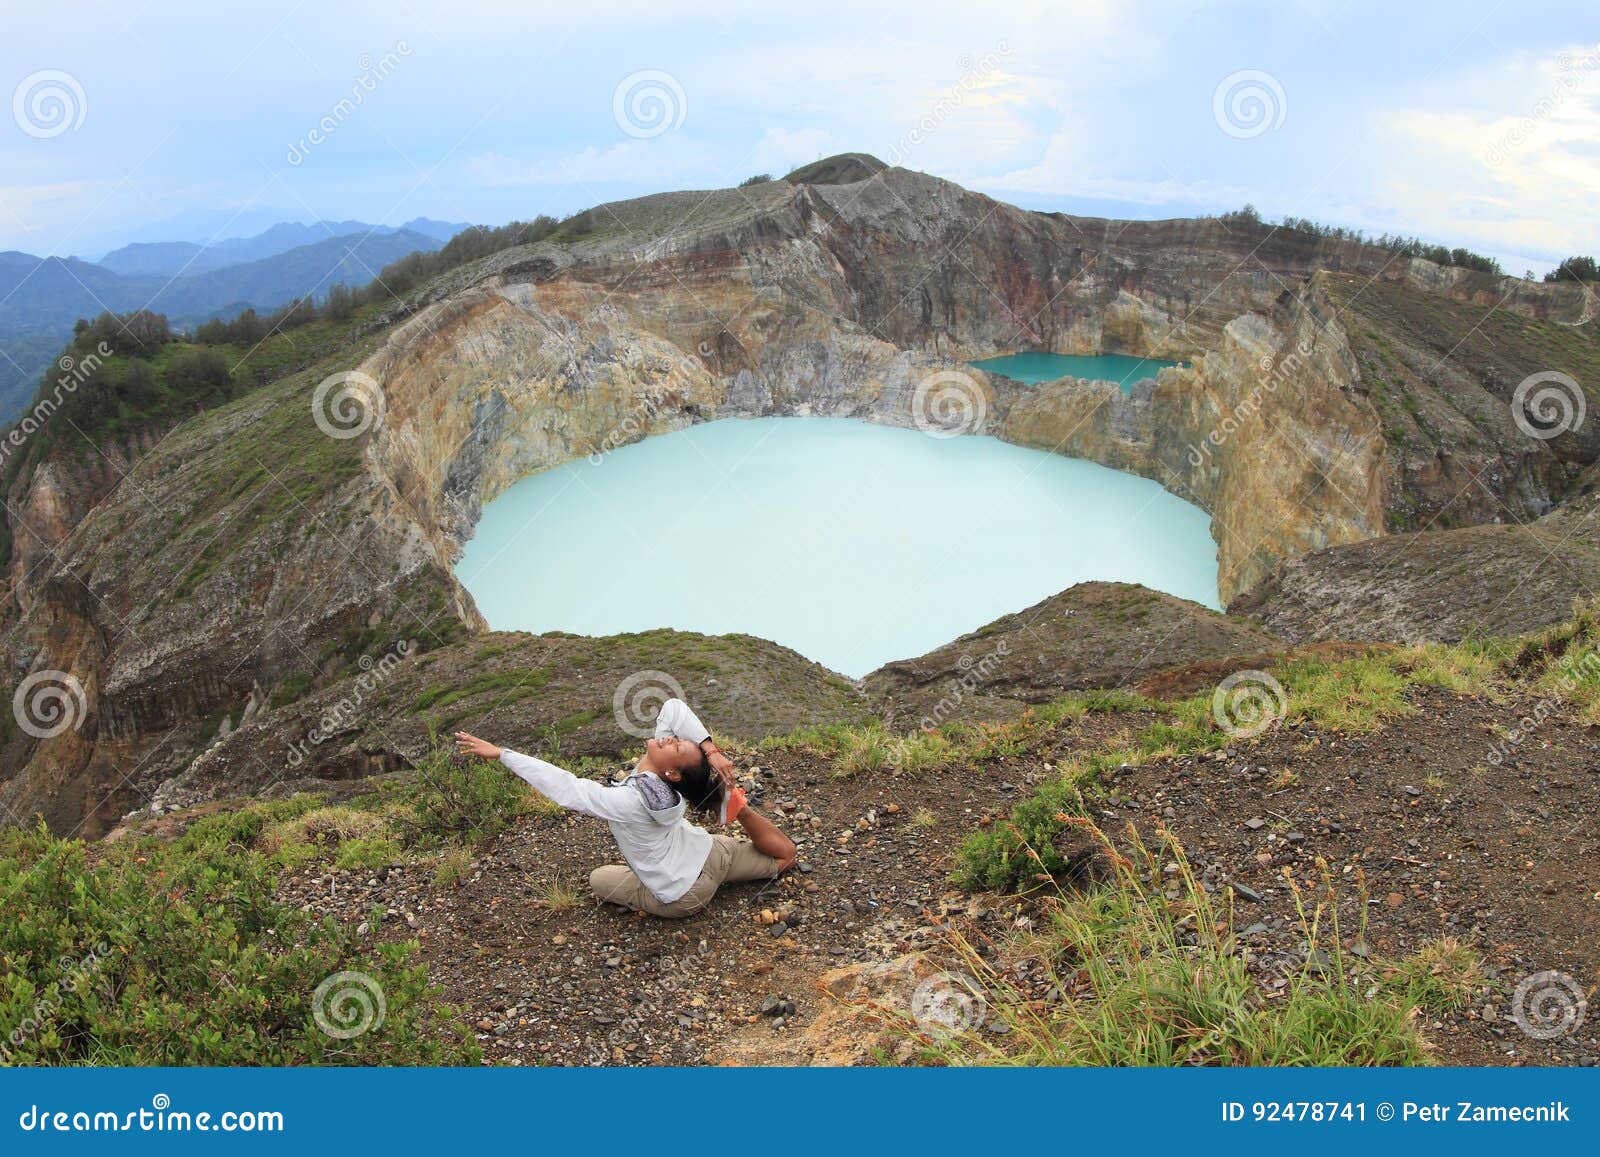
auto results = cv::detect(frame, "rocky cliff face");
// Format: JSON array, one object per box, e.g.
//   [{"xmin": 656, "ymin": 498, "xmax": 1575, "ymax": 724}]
[
  {"xmin": 2, "ymin": 156, "xmax": 1594, "ymax": 834},
  {"xmin": 361, "ymin": 165, "xmax": 1591, "ymax": 602},
  {"xmin": 997, "ymin": 282, "xmax": 1389, "ymax": 600},
  {"xmin": 0, "ymin": 357, "xmax": 472, "ymax": 835},
  {"xmin": 2, "ymin": 428, "xmax": 167, "ymax": 614}
]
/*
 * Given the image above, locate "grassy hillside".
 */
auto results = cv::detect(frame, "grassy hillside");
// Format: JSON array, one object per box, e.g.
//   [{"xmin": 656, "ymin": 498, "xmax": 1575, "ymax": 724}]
[
  {"xmin": 0, "ymin": 297, "xmax": 396, "ymax": 568},
  {"xmin": 0, "ymin": 231, "xmax": 445, "ymax": 425},
  {"xmin": 1325, "ymin": 272, "xmax": 1600, "ymax": 527},
  {"xmin": 8, "ymin": 603, "xmax": 1597, "ymax": 1066}
]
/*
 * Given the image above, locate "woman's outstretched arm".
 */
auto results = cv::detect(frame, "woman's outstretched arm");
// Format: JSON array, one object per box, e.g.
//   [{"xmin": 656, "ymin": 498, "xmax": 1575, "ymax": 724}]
[{"xmin": 453, "ymin": 731, "xmax": 640, "ymax": 822}]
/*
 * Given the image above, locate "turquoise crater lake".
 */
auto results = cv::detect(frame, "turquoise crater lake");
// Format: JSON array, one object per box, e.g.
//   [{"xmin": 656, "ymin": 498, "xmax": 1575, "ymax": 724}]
[
  {"xmin": 971, "ymin": 352, "xmax": 1185, "ymax": 392},
  {"xmin": 456, "ymin": 418, "xmax": 1219, "ymax": 678}
]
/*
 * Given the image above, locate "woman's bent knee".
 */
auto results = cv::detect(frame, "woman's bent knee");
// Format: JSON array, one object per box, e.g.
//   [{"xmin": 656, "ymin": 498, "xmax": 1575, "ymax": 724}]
[{"xmin": 590, "ymin": 865, "xmax": 637, "ymax": 907}]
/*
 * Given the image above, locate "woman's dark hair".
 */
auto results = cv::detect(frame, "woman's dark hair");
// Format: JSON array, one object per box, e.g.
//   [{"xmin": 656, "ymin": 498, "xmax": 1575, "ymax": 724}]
[{"xmin": 673, "ymin": 751, "xmax": 723, "ymax": 813}]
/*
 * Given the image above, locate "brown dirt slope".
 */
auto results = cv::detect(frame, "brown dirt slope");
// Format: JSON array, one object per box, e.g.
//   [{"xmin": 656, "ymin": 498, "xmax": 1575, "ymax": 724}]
[
  {"xmin": 148, "ymin": 676, "xmax": 1596, "ymax": 1068},
  {"xmin": 865, "ymin": 581, "xmax": 1283, "ymax": 727},
  {"xmin": 1103, "ymin": 685, "xmax": 1599, "ymax": 1066},
  {"xmin": 1230, "ymin": 512, "xmax": 1600, "ymax": 644}
]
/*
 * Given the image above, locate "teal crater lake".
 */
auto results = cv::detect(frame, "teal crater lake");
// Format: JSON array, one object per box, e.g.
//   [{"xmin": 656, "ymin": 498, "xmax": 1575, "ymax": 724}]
[
  {"xmin": 971, "ymin": 352, "xmax": 1186, "ymax": 392},
  {"xmin": 456, "ymin": 418, "xmax": 1219, "ymax": 678}
]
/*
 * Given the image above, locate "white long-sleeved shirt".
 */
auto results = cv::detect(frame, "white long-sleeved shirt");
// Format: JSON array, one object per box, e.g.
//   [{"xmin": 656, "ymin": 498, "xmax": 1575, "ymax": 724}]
[{"xmin": 498, "ymin": 697, "xmax": 714, "ymax": 903}]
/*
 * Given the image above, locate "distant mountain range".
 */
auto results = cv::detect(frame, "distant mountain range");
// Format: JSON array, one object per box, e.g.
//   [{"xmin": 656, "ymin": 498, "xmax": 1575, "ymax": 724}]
[
  {"xmin": 94, "ymin": 218, "xmax": 467, "ymax": 277},
  {"xmin": 0, "ymin": 218, "xmax": 469, "ymax": 424}
]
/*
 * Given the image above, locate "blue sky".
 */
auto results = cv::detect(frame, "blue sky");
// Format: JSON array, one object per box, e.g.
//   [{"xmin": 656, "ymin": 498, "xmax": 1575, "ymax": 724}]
[{"xmin": 2, "ymin": 0, "xmax": 1596, "ymax": 274}]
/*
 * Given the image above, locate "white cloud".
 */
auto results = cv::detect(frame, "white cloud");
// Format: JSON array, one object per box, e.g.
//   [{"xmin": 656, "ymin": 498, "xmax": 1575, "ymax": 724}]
[
  {"xmin": 0, "ymin": 172, "xmax": 143, "ymax": 254},
  {"xmin": 465, "ymin": 137, "xmax": 719, "ymax": 188},
  {"xmin": 2, "ymin": 0, "xmax": 1591, "ymax": 274},
  {"xmin": 1379, "ymin": 44, "xmax": 1600, "ymax": 268},
  {"xmin": 694, "ymin": 5, "xmax": 1136, "ymax": 179},
  {"xmin": 971, "ymin": 125, "xmax": 1252, "ymax": 209},
  {"xmin": 748, "ymin": 128, "xmax": 839, "ymax": 176}
]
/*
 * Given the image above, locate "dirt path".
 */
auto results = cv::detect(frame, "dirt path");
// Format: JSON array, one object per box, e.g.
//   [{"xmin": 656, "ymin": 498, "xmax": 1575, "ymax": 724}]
[{"xmin": 274, "ymin": 690, "xmax": 1599, "ymax": 1066}]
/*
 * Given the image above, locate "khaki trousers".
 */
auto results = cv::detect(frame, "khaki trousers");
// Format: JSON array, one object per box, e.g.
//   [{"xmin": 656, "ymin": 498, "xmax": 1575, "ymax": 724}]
[{"xmin": 589, "ymin": 834, "xmax": 784, "ymax": 918}]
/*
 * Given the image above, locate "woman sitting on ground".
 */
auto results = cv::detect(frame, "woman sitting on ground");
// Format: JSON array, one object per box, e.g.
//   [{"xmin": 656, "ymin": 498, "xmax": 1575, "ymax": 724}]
[{"xmin": 453, "ymin": 697, "xmax": 797, "ymax": 918}]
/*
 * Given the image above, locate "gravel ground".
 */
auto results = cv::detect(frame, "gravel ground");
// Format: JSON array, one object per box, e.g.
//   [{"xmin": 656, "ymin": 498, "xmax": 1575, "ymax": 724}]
[
  {"xmin": 1101, "ymin": 686, "xmax": 1600, "ymax": 1065},
  {"xmin": 273, "ymin": 690, "xmax": 1599, "ymax": 1066},
  {"xmin": 275, "ymin": 748, "xmax": 1033, "ymax": 1064}
]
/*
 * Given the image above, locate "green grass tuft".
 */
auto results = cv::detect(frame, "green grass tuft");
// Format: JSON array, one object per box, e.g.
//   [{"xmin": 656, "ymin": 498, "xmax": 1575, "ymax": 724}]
[{"xmin": 930, "ymin": 828, "xmax": 1437, "ymax": 1066}]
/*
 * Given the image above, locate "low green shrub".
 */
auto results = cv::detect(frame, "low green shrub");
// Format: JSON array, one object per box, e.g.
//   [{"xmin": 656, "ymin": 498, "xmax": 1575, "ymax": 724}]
[
  {"xmin": 388, "ymin": 743, "xmax": 541, "ymax": 849},
  {"xmin": 0, "ymin": 817, "xmax": 477, "ymax": 1065},
  {"xmin": 955, "ymin": 773, "xmax": 1099, "ymax": 892}
]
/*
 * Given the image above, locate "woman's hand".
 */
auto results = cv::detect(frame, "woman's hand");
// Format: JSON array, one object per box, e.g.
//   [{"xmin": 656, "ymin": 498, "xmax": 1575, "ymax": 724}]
[
  {"xmin": 706, "ymin": 748, "xmax": 737, "ymax": 792},
  {"xmin": 454, "ymin": 731, "xmax": 502, "ymax": 761}
]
